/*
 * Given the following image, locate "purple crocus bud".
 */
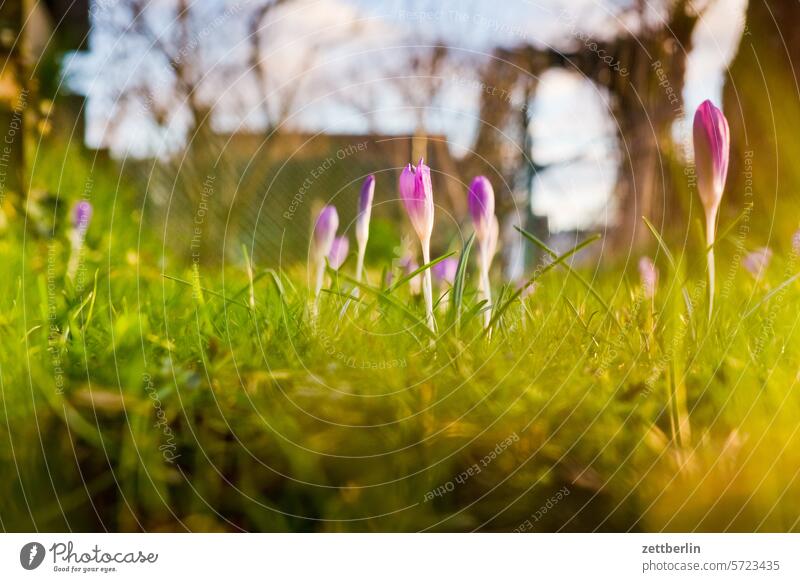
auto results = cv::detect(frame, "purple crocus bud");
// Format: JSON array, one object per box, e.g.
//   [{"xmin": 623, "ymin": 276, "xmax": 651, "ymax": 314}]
[
  {"xmin": 518, "ymin": 279, "xmax": 537, "ymax": 299},
  {"xmin": 431, "ymin": 257, "xmax": 458, "ymax": 287},
  {"xmin": 468, "ymin": 176, "xmax": 495, "ymax": 242},
  {"xmin": 399, "ymin": 254, "xmax": 421, "ymax": 295},
  {"xmin": 693, "ymin": 100, "xmax": 730, "ymax": 319},
  {"xmin": 73, "ymin": 200, "xmax": 93, "ymax": 234},
  {"xmin": 67, "ymin": 200, "xmax": 93, "ymax": 282},
  {"xmin": 638, "ymin": 257, "xmax": 658, "ymax": 299},
  {"xmin": 399, "ymin": 159, "xmax": 434, "ymax": 244},
  {"xmin": 743, "ymin": 247, "xmax": 772, "ymax": 279},
  {"xmin": 313, "ymin": 205, "xmax": 338, "ymax": 260},
  {"xmin": 693, "ymin": 100, "xmax": 730, "ymax": 216},
  {"xmin": 356, "ymin": 175, "xmax": 375, "ymax": 247},
  {"xmin": 328, "ymin": 235, "xmax": 349, "ymax": 270},
  {"xmin": 792, "ymin": 229, "xmax": 800, "ymax": 255}
]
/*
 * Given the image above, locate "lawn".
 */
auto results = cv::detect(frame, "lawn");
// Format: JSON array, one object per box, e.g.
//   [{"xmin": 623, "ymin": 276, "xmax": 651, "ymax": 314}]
[{"xmin": 1, "ymin": 144, "xmax": 799, "ymax": 533}]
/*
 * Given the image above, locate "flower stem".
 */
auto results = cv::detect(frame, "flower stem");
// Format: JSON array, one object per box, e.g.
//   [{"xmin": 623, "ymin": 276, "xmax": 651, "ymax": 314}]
[
  {"xmin": 354, "ymin": 243, "xmax": 366, "ymax": 298},
  {"xmin": 479, "ymin": 248, "xmax": 492, "ymax": 329},
  {"xmin": 66, "ymin": 229, "xmax": 86, "ymax": 283},
  {"xmin": 706, "ymin": 211, "xmax": 716, "ymax": 322},
  {"xmin": 421, "ymin": 242, "xmax": 435, "ymax": 332},
  {"xmin": 313, "ymin": 258, "xmax": 325, "ymax": 317}
]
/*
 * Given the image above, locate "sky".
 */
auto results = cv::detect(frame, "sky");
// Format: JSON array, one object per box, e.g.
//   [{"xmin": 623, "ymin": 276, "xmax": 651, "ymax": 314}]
[{"xmin": 67, "ymin": 0, "xmax": 748, "ymax": 231}]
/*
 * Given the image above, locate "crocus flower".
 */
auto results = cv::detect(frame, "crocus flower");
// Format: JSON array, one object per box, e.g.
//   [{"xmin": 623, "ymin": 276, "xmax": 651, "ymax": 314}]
[
  {"xmin": 399, "ymin": 160, "xmax": 434, "ymax": 244},
  {"xmin": 638, "ymin": 257, "xmax": 658, "ymax": 299},
  {"xmin": 73, "ymin": 200, "xmax": 93, "ymax": 234},
  {"xmin": 432, "ymin": 256, "xmax": 458, "ymax": 311},
  {"xmin": 432, "ymin": 257, "xmax": 458, "ymax": 287},
  {"xmin": 518, "ymin": 279, "xmax": 537, "ymax": 299},
  {"xmin": 743, "ymin": 247, "xmax": 772, "ymax": 280},
  {"xmin": 312, "ymin": 205, "xmax": 338, "ymax": 306},
  {"xmin": 792, "ymin": 229, "xmax": 800, "ymax": 255},
  {"xmin": 399, "ymin": 254, "xmax": 421, "ymax": 296},
  {"xmin": 354, "ymin": 174, "xmax": 375, "ymax": 292},
  {"xmin": 469, "ymin": 176, "xmax": 498, "ymax": 327},
  {"xmin": 67, "ymin": 200, "xmax": 93, "ymax": 281},
  {"xmin": 468, "ymin": 176, "xmax": 495, "ymax": 242},
  {"xmin": 314, "ymin": 206, "xmax": 338, "ymax": 258},
  {"xmin": 328, "ymin": 235, "xmax": 349, "ymax": 270},
  {"xmin": 693, "ymin": 100, "xmax": 730, "ymax": 318},
  {"xmin": 399, "ymin": 159, "xmax": 435, "ymax": 330}
]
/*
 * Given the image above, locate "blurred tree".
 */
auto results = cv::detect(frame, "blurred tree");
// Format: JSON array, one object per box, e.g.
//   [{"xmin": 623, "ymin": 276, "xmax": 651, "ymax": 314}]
[
  {"xmin": 245, "ymin": 0, "xmax": 295, "ymax": 135},
  {"xmin": 468, "ymin": 45, "xmax": 547, "ymax": 203},
  {"xmin": 553, "ymin": 0, "xmax": 703, "ymax": 248},
  {"xmin": 723, "ymin": 0, "xmax": 800, "ymax": 245},
  {"xmin": 99, "ymin": 0, "xmax": 306, "ymax": 262},
  {"xmin": 99, "ymin": 0, "xmax": 356, "ymax": 153},
  {"xmin": 464, "ymin": 46, "xmax": 551, "ymax": 272},
  {"xmin": 0, "ymin": 0, "xmax": 25, "ymax": 209},
  {"xmin": 104, "ymin": 0, "xmax": 229, "ymax": 143},
  {"xmin": 591, "ymin": 0, "xmax": 700, "ymax": 249},
  {"xmin": 468, "ymin": 1, "xmax": 705, "ymax": 251},
  {"xmin": 0, "ymin": 0, "xmax": 89, "ymax": 212},
  {"xmin": 391, "ymin": 44, "xmax": 466, "ymax": 214}
]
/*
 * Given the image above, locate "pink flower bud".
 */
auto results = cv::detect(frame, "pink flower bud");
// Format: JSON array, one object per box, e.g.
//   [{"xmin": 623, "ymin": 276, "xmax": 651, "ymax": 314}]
[
  {"xmin": 743, "ymin": 247, "xmax": 772, "ymax": 280},
  {"xmin": 468, "ymin": 176, "xmax": 495, "ymax": 242},
  {"xmin": 399, "ymin": 254, "xmax": 421, "ymax": 295},
  {"xmin": 356, "ymin": 175, "xmax": 375, "ymax": 247},
  {"xmin": 328, "ymin": 236, "xmax": 349, "ymax": 270},
  {"xmin": 432, "ymin": 257, "xmax": 458, "ymax": 286},
  {"xmin": 313, "ymin": 205, "xmax": 338, "ymax": 260},
  {"xmin": 518, "ymin": 280, "xmax": 537, "ymax": 299},
  {"xmin": 638, "ymin": 256, "xmax": 658, "ymax": 299},
  {"xmin": 399, "ymin": 159, "xmax": 434, "ymax": 244},
  {"xmin": 792, "ymin": 229, "xmax": 800, "ymax": 255},
  {"xmin": 73, "ymin": 200, "xmax": 93, "ymax": 234},
  {"xmin": 693, "ymin": 100, "xmax": 730, "ymax": 214}
]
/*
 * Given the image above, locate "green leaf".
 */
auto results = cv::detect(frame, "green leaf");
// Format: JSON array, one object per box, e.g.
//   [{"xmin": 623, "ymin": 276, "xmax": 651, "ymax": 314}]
[
  {"xmin": 162, "ymin": 273, "xmax": 250, "ymax": 309},
  {"xmin": 334, "ymin": 273, "xmax": 436, "ymax": 339},
  {"xmin": 707, "ymin": 207, "xmax": 752, "ymax": 253},
  {"xmin": 742, "ymin": 271, "xmax": 800, "ymax": 319},
  {"xmin": 449, "ymin": 234, "xmax": 475, "ymax": 333},
  {"xmin": 642, "ymin": 216, "xmax": 676, "ymax": 271},
  {"xmin": 514, "ymin": 226, "xmax": 622, "ymax": 332},
  {"xmin": 487, "ymin": 232, "xmax": 602, "ymax": 335},
  {"xmin": 385, "ymin": 251, "xmax": 457, "ymax": 295}
]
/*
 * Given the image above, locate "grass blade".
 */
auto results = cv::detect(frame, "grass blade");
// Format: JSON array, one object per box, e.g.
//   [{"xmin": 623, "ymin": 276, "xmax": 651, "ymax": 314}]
[
  {"xmin": 449, "ymin": 234, "xmax": 475, "ymax": 332},
  {"xmin": 742, "ymin": 271, "xmax": 800, "ymax": 319},
  {"xmin": 564, "ymin": 296, "xmax": 600, "ymax": 347},
  {"xmin": 334, "ymin": 273, "xmax": 436, "ymax": 339},
  {"xmin": 642, "ymin": 216, "xmax": 676, "ymax": 271},
  {"xmin": 241, "ymin": 244, "xmax": 257, "ymax": 309},
  {"xmin": 706, "ymin": 207, "xmax": 752, "ymax": 253},
  {"xmin": 514, "ymin": 226, "xmax": 622, "ymax": 333},
  {"xmin": 162, "ymin": 273, "xmax": 250, "ymax": 309},
  {"xmin": 486, "ymin": 232, "xmax": 602, "ymax": 335},
  {"xmin": 385, "ymin": 251, "xmax": 456, "ymax": 295},
  {"xmin": 462, "ymin": 299, "xmax": 488, "ymax": 328}
]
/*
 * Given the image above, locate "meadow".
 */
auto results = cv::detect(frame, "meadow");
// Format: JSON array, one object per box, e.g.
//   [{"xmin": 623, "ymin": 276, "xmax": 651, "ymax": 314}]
[{"xmin": 2, "ymin": 109, "xmax": 800, "ymax": 533}]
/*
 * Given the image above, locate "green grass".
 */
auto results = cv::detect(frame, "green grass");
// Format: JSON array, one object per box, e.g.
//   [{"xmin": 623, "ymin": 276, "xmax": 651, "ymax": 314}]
[{"xmin": 2, "ymin": 144, "xmax": 800, "ymax": 532}]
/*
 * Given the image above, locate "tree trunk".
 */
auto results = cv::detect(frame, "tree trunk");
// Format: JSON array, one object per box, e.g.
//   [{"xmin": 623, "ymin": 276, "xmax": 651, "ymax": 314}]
[
  {"xmin": 0, "ymin": 0, "xmax": 26, "ymax": 208},
  {"xmin": 469, "ymin": 3, "xmax": 698, "ymax": 251},
  {"xmin": 723, "ymin": 0, "xmax": 800, "ymax": 245},
  {"xmin": 601, "ymin": 2, "xmax": 697, "ymax": 250}
]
